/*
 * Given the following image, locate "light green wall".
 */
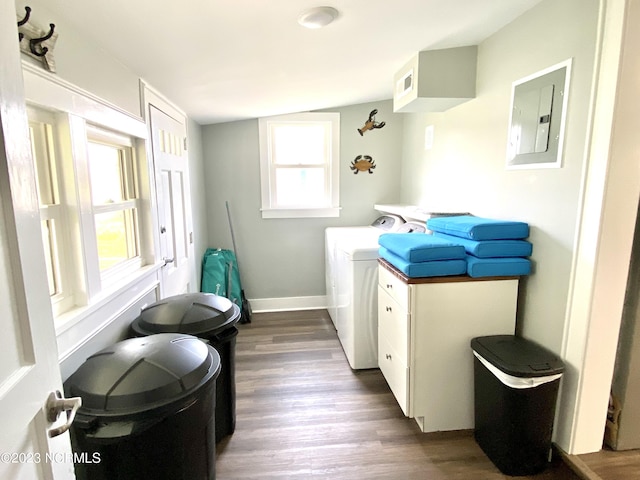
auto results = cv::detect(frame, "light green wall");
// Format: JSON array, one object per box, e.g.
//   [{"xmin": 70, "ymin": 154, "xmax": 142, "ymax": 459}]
[
  {"xmin": 399, "ymin": 0, "xmax": 599, "ymax": 354},
  {"xmin": 187, "ymin": 118, "xmax": 207, "ymax": 288},
  {"xmin": 201, "ymin": 100, "xmax": 404, "ymax": 300}
]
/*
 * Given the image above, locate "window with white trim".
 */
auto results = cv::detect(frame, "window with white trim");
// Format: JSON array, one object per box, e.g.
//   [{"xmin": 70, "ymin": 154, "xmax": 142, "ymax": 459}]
[
  {"xmin": 28, "ymin": 107, "xmax": 73, "ymax": 317},
  {"xmin": 86, "ymin": 126, "xmax": 141, "ymax": 275},
  {"xmin": 27, "ymin": 106, "xmax": 149, "ymax": 319},
  {"xmin": 258, "ymin": 112, "xmax": 340, "ymax": 218}
]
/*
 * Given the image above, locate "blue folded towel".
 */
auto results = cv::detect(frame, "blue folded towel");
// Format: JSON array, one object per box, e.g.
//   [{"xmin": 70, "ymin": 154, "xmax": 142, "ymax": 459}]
[
  {"xmin": 433, "ymin": 232, "xmax": 532, "ymax": 258},
  {"xmin": 427, "ymin": 215, "xmax": 529, "ymax": 240},
  {"xmin": 466, "ymin": 255, "xmax": 531, "ymax": 278},
  {"xmin": 379, "ymin": 247, "xmax": 467, "ymax": 278},
  {"xmin": 378, "ymin": 233, "xmax": 466, "ymax": 262}
]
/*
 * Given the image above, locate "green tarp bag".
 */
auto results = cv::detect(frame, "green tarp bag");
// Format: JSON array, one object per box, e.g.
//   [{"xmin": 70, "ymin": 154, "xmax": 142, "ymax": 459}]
[{"xmin": 201, "ymin": 248, "xmax": 243, "ymax": 307}]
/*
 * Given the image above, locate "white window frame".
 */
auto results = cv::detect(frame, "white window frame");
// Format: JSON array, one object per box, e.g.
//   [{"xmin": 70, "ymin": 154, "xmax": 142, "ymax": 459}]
[
  {"xmin": 258, "ymin": 112, "xmax": 340, "ymax": 218},
  {"xmin": 27, "ymin": 106, "xmax": 74, "ymax": 317},
  {"xmin": 23, "ymin": 64, "xmax": 154, "ymax": 331},
  {"xmin": 85, "ymin": 124, "xmax": 143, "ymax": 284}
]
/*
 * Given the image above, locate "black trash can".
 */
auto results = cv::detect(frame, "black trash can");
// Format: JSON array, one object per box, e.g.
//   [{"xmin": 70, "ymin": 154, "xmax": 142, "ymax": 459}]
[
  {"xmin": 64, "ymin": 334, "xmax": 221, "ymax": 480},
  {"xmin": 470, "ymin": 335, "xmax": 564, "ymax": 476},
  {"xmin": 130, "ymin": 292, "xmax": 240, "ymax": 443}
]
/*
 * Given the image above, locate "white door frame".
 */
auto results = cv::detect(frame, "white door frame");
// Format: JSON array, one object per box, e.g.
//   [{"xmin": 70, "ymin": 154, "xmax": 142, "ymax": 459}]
[{"xmin": 140, "ymin": 81, "xmax": 196, "ymax": 297}]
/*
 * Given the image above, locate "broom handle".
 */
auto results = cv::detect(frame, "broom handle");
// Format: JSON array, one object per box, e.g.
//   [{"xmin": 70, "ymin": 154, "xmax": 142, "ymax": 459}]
[{"xmin": 225, "ymin": 201, "xmax": 242, "ymax": 272}]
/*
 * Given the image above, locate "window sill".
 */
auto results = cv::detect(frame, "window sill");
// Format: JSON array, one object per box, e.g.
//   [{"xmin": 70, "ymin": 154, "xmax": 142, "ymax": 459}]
[
  {"xmin": 261, "ymin": 207, "xmax": 341, "ymax": 219},
  {"xmin": 54, "ymin": 263, "xmax": 162, "ymax": 336}
]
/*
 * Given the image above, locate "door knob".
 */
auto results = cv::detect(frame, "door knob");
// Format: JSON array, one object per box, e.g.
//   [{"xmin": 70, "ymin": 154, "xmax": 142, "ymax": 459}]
[
  {"xmin": 162, "ymin": 257, "xmax": 175, "ymax": 266},
  {"xmin": 46, "ymin": 390, "xmax": 82, "ymax": 438}
]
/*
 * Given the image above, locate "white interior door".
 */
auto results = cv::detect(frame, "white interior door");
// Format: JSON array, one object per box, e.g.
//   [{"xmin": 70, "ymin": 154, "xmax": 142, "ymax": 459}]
[
  {"xmin": 149, "ymin": 103, "xmax": 194, "ymax": 298},
  {"xmin": 1, "ymin": 3, "xmax": 77, "ymax": 476}
]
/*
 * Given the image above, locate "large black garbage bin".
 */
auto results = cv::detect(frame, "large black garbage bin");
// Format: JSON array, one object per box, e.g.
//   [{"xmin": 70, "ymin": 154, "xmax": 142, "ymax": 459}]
[
  {"xmin": 470, "ymin": 335, "xmax": 564, "ymax": 476},
  {"xmin": 130, "ymin": 292, "xmax": 240, "ymax": 442},
  {"xmin": 64, "ymin": 334, "xmax": 221, "ymax": 480}
]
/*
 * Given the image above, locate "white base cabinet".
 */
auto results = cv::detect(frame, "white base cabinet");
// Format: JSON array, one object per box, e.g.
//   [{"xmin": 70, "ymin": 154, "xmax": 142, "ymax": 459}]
[{"xmin": 377, "ymin": 261, "xmax": 519, "ymax": 432}]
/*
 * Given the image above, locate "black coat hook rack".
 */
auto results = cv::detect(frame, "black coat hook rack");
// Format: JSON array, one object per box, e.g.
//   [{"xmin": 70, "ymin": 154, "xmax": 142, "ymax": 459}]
[{"xmin": 15, "ymin": 6, "xmax": 58, "ymax": 72}]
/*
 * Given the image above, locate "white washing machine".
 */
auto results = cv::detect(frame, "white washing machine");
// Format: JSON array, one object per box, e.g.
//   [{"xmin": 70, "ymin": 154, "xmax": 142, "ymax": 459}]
[
  {"xmin": 325, "ymin": 215, "xmax": 404, "ymax": 328},
  {"xmin": 325, "ymin": 215, "xmax": 419, "ymax": 369}
]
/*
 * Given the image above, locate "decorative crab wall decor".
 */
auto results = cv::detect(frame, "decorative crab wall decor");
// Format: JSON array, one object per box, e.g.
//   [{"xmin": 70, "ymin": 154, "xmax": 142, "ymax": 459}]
[
  {"xmin": 350, "ymin": 155, "xmax": 376, "ymax": 174},
  {"xmin": 357, "ymin": 109, "xmax": 386, "ymax": 136}
]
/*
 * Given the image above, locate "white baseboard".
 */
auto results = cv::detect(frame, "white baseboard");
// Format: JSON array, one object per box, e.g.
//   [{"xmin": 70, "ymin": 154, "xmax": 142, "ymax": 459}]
[{"xmin": 248, "ymin": 295, "xmax": 327, "ymax": 313}]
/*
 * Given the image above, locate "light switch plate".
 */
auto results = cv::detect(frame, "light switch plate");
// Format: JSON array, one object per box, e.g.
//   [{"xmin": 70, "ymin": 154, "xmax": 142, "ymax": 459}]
[{"xmin": 425, "ymin": 125, "xmax": 434, "ymax": 150}]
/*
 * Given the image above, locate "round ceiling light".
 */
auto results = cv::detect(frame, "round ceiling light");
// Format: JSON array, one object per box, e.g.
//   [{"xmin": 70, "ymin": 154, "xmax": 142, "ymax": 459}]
[{"xmin": 298, "ymin": 6, "xmax": 339, "ymax": 29}]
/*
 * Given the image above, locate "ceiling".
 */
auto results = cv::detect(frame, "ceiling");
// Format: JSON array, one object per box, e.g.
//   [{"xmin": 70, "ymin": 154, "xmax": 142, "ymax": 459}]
[{"xmin": 40, "ymin": 0, "xmax": 542, "ymax": 125}]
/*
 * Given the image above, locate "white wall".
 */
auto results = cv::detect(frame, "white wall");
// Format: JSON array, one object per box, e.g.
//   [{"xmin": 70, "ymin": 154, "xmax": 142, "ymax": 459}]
[{"xmin": 16, "ymin": 0, "xmax": 141, "ymax": 117}]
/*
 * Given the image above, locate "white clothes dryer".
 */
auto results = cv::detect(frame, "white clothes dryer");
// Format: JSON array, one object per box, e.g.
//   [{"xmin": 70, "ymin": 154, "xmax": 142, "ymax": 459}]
[
  {"xmin": 325, "ymin": 215, "xmax": 404, "ymax": 327},
  {"xmin": 325, "ymin": 215, "xmax": 407, "ymax": 369}
]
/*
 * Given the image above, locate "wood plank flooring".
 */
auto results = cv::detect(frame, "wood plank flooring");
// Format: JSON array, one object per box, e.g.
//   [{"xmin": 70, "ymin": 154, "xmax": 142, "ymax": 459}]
[
  {"xmin": 577, "ymin": 448, "xmax": 640, "ymax": 480},
  {"xmin": 215, "ymin": 310, "xmax": 581, "ymax": 479}
]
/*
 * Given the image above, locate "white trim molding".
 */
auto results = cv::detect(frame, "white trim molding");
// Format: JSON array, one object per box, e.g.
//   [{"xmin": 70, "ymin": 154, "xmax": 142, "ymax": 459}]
[{"xmin": 248, "ymin": 295, "xmax": 327, "ymax": 313}]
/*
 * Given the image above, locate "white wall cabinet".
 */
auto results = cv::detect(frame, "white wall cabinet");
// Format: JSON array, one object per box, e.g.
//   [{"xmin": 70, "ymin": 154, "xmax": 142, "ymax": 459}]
[
  {"xmin": 377, "ymin": 261, "xmax": 518, "ymax": 432},
  {"xmin": 393, "ymin": 46, "xmax": 477, "ymax": 113}
]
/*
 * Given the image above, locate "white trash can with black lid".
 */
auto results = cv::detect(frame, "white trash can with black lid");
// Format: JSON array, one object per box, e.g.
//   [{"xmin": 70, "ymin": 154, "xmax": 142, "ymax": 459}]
[
  {"xmin": 471, "ymin": 335, "xmax": 564, "ymax": 476},
  {"xmin": 64, "ymin": 333, "xmax": 221, "ymax": 480},
  {"xmin": 130, "ymin": 292, "xmax": 240, "ymax": 442}
]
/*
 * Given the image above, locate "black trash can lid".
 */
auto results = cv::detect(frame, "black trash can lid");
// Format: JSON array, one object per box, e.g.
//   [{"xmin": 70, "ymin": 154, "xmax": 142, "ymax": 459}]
[
  {"xmin": 131, "ymin": 292, "xmax": 240, "ymax": 337},
  {"xmin": 471, "ymin": 335, "xmax": 564, "ymax": 377},
  {"xmin": 64, "ymin": 334, "xmax": 221, "ymax": 416}
]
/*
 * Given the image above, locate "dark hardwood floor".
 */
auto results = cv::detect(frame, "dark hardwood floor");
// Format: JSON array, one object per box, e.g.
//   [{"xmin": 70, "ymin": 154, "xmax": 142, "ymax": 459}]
[
  {"xmin": 215, "ymin": 310, "xmax": 581, "ymax": 479},
  {"xmin": 576, "ymin": 448, "xmax": 640, "ymax": 480}
]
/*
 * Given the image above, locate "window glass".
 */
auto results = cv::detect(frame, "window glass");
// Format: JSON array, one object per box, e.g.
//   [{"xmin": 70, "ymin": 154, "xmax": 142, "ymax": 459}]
[
  {"xmin": 275, "ymin": 168, "xmax": 325, "ymax": 206},
  {"xmin": 94, "ymin": 210, "xmax": 137, "ymax": 271},
  {"xmin": 259, "ymin": 112, "xmax": 340, "ymax": 218},
  {"xmin": 30, "ymin": 123, "xmax": 58, "ymax": 206},
  {"xmin": 87, "ymin": 133, "xmax": 139, "ymax": 273},
  {"xmin": 88, "ymin": 142, "xmax": 125, "ymax": 204},
  {"xmin": 272, "ymin": 124, "xmax": 326, "ymax": 165},
  {"xmin": 40, "ymin": 219, "xmax": 59, "ymax": 296}
]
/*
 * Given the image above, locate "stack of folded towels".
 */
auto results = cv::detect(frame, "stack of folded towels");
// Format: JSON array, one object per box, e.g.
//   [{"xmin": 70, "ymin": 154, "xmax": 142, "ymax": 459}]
[
  {"xmin": 427, "ymin": 215, "xmax": 532, "ymax": 278},
  {"xmin": 378, "ymin": 215, "xmax": 533, "ymax": 278},
  {"xmin": 378, "ymin": 233, "xmax": 468, "ymax": 278}
]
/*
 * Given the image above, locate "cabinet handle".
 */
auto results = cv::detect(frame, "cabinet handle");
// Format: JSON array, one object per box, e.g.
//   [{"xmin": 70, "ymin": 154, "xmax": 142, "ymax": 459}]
[
  {"xmin": 385, "ymin": 306, "xmax": 392, "ymax": 312},
  {"xmin": 386, "ymin": 283, "xmax": 393, "ymax": 289},
  {"xmin": 386, "ymin": 353, "xmax": 392, "ymax": 360}
]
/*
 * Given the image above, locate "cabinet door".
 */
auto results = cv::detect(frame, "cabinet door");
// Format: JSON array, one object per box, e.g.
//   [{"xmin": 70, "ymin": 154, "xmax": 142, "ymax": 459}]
[
  {"xmin": 378, "ymin": 265, "xmax": 409, "ymax": 308},
  {"xmin": 378, "ymin": 287, "xmax": 410, "ymax": 361},
  {"xmin": 378, "ymin": 286, "xmax": 410, "ymax": 415},
  {"xmin": 411, "ymin": 279, "xmax": 518, "ymax": 431}
]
